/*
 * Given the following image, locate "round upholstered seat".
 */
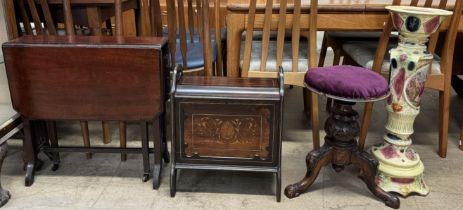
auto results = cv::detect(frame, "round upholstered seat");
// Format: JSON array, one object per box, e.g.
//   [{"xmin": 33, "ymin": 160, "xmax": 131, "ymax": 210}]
[{"xmin": 304, "ymin": 65, "xmax": 389, "ymax": 102}]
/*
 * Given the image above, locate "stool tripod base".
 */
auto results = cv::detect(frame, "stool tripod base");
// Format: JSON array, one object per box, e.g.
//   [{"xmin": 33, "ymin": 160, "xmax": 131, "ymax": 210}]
[{"xmin": 284, "ymin": 100, "xmax": 400, "ymax": 209}]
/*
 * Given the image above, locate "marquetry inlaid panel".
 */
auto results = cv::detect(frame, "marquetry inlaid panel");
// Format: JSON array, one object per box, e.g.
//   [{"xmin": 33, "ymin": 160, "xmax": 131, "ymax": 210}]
[{"xmin": 179, "ymin": 101, "xmax": 275, "ymax": 161}]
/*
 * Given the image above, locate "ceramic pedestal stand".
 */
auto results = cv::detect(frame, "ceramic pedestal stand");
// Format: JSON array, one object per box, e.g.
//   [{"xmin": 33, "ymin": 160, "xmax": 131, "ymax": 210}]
[{"xmin": 371, "ymin": 6, "xmax": 452, "ymax": 196}]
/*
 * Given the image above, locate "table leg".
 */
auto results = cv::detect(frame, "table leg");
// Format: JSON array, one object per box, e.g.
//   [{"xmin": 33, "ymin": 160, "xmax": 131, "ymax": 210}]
[
  {"xmin": 22, "ymin": 118, "xmax": 36, "ymax": 187},
  {"xmin": 152, "ymin": 117, "xmax": 162, "ymax": 189},
  {"xmin": 141, "ymin": 121, "xmax": 150, "ymax": 182},
  {"xmin": 226, "ymin": 14, "xmax": 245, "ymax": 77}
]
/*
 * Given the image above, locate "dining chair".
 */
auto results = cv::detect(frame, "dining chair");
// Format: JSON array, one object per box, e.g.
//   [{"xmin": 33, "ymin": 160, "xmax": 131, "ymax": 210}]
[
  {"xmin": 165, "ymin": 0, "xmax": 224, "ymax": 76},
  {"xmin": 14, "ymin": 0, "xmax": 128, "ymax": 161},
  {"xmin": 240, "ymin": 0, "xmax": 320, "ymax": 148},
  {"xmin": 336, "ymin": 0, "xmax": 462, "ymax": 158}
]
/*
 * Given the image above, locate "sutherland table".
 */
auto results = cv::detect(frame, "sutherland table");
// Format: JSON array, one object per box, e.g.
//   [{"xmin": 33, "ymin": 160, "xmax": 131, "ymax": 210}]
[
  {"xmin": 226, "ymin": 0, "xmax": 462, "ymax": 77},
  {"xmin": 2, "ymin": 35, "xmax": 169, "ymax": 188},
  {"xmin": 170, "ymin": 67, "xmax": 284, "ymax": 201}
]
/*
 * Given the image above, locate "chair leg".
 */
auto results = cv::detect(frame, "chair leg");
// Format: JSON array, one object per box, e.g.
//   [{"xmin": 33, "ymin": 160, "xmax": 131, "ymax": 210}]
[
  {"xmin": 303, "ymin": 88, "xmax": 311, "ymax": 117},
  {"xmin": 332, "ymin": 48, "xmax": 342, "ymax": 66},
  {"xmin": 438, "ymin": 89, "xmax": 450, "ymax": 158},
  {"xmin": 310, "ymin": 91, "xmax": 320, "ymax": 150},
  {"xmin": 119, "ymin": 122, "xmax": 127, "ymax": 161},
  {"xmin": 80, "ymin": 121, "xmax": 92, "ymax": 159},
  {"xmin": 102, "ymin": 121, "xmax": 111, "ymax": 144},
  {"xmin": 358, "ymin": 102, "xmax": 374, "ymax": 151}
]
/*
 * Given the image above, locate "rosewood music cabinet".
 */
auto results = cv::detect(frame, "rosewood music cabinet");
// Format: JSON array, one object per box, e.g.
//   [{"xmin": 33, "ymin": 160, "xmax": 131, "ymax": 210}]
[{"xmin": 170, "ymin": 67, "xmax": 284, "ymax": 201}]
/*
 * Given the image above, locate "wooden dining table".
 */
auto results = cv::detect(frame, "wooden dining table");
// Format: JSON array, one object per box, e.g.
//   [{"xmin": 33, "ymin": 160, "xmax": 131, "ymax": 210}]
[
  {"xmin": 225, "ymin": 0, "xmax": 462, "ymax": 77},
  {"xmin": 4, "ymin": 0, "xmax": 153, "ymax": 39}
]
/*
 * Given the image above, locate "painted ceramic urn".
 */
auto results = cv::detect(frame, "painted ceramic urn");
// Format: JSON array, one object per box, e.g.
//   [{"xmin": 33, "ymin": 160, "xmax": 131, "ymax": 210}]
[{"xmin": 371, "ymin": 6, "xmax": 452, "ymax": 196}]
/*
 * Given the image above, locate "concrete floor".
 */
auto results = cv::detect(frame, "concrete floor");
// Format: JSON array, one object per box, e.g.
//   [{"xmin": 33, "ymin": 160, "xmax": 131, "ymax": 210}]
[{"xmin": 2, "ymin": 54, "xmax": 463, "ymax": 209}]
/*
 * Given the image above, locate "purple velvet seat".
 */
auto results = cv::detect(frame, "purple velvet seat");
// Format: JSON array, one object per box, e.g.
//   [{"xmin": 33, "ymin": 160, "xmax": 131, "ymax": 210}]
[{"xmin": 305, "ymin": 65, "xmax": 389, "ymax": 101}]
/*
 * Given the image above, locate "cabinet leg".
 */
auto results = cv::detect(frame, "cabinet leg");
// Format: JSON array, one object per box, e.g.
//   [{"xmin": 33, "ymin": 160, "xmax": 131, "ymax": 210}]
[
  {"xmin": 23, "ymin": 118, "xmax": 36, "ymax": 187},
  {"xmin": 47, "ymin": 121, "xmax": 60, "ymax": 171},
  {"xmin": 276, "ymin": 169, "xmax": 281, "ymax": 202},
  {"xmin": 285, "ymin": 145, "xmax": 332, "ymax": 198},
  {"xmin": 170, "ymin": 168, "xmax": 177, "ymax": 197}
]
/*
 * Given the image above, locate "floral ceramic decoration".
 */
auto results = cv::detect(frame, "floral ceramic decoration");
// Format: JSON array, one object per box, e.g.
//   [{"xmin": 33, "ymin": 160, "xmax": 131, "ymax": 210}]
[{"xmin": 371, "ymin": 5, "xmax": 452, "ymax": 197}]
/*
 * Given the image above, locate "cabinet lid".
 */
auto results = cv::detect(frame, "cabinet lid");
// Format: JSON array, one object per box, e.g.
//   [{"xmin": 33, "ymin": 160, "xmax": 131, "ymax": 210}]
[{"xmin": 176, "ymin": 76, "xmax": 280, "ymax": 100}]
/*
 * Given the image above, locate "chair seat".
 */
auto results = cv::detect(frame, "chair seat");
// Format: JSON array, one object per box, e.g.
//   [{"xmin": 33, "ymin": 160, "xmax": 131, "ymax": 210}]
[
  {"xmin": 175, "ymin": 40, "xmax": 218, "ymax": 69},
  {"xmin": 240, "ymin": 39, "xmax": 309, "ymax": 72},
  {"xmin": 305, "ymin": 65, "xmax": 389, "ymax": 101},
  {"xmin": 343, "ymin": 41, "xmax": 441, "ymax": 74}
]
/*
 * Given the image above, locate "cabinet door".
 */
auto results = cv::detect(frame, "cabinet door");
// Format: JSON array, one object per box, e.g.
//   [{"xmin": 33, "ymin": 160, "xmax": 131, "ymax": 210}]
[{"xmin": 176, "ymin": 100, "xmax": 279, "ymax": 166}]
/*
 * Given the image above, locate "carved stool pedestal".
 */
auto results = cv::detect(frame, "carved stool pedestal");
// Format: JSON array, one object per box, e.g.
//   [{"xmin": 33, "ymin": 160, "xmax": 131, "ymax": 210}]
[{"xmin": 285, "ymin": 65, "xmax": 400, "ymax": 208}]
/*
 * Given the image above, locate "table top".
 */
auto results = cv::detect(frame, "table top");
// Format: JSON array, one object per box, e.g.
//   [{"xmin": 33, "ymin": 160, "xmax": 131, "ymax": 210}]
[
  {"xmin": 227, "ymin": 0, "xmax": 458, "ymax": 12},
  {"xmin": 4, "ymin": 35, "xmax": 166, "ymax": 49}
]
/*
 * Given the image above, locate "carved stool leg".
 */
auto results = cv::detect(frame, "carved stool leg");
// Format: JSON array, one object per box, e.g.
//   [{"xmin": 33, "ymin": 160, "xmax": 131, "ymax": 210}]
[
  {"xmin": 0, "ymin": 142, "xmax": 11, "ymax": 207},
  {"xmin": 352, "ymin": 150, "xmax": 400, "ymax": 209},
  {"xmin": 284, "ymin": 145, "xmax": 332, "ymax": 198},
  {"xmin": 141, "ymin": 121, "xmax": 150, "ymax": 183}
]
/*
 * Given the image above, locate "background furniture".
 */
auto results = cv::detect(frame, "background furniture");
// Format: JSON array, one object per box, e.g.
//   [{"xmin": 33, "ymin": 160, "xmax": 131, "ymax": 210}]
[
  {"xmin": 285, "ymin": 65, "xmax": 399, "ymax": 209},
  {"xmin": 2, "ymin": 35, "xmax": 169, "ymax": 187},
  {"xmin": 170, "ymin": 66, "xmax": 284, "ymax": 201},
  {"xmin": 165, "ymin": 0, "xmax": 224, "ymax": 76}
]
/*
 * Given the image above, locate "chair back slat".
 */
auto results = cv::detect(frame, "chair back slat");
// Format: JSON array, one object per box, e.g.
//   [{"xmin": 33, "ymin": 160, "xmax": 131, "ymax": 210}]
[
  {"xmin": 424, "ymin": 0, "xmax": 433, "ymax": 7},
  {"xmin": 276, "ymin": 0, "xmax": 288, "ymax": 69},
  {"xmin": 291, "ymin": 0, "xmax": 301, "ymax": 72},
  {"xmin": 371, "ymin": 0, "xmax": 401, "ymax": 73},
  {"xmin": 17, "ymin": 0, "xmax": 33, "ymax": 35},
  {"xmin": 201, "ymin": 0, "xmax": 213, "ymax": 75},
  {"xmin": 241, "ymin": 0, "xmax": 257, "ymax": 77},
  {"xmin": 427, "ymin": 0, "xmax": 448, "ymax": 54},
  {"xmin": 26, "ymin": 0, "xmax": 44, "ymax": 35},
  {"xmin": 150, "ymin": 0, "xmax": 163, "ymax": 36},
  {"xmin": 196, "ymin": 0, "xmax": 203, "ymax": 42},
  {"xmin": 115, "ymin": 0, "xmax": 123, "ymax": 36},
  {"xmin": 166, "ymin": 0, "xmax": 178, "ymax": 66},
  {"xmin": 308, "ymin": 0, "xmax": 317, "ymax": 68},
  {"xmin": 39, "ymin": 0, "xmax": 57, "ymax": 35},
  {"xmin": 259, "ymin": 0, "xmax": 274, "ymax": 72},
  {"xmin": 411, "ymin": 0, "xmax": 419, "ymax": 6},
  {"xmin": 187, "ymin": 0, "xmax": 195, "ymax": 42},
  {"xmin": 62, "ymin": 0, "xmax": 75, "ymax": 35},
  {"xmin": 214, "ymin": 0, "xmax": 223, "ymax": 76},
  {"xmin": 177, "ymin": 0, "xmax": 188, "ymax": 68},
  {"xmin": 440, "ymin": 0, "xmax": 462, "ymax": 75}
]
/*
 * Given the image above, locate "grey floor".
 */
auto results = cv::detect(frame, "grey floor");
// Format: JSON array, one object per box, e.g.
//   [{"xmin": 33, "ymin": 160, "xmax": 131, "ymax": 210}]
[{"xmin": 2, "ymin": 53, "xmax": 463, "ymax": 209}]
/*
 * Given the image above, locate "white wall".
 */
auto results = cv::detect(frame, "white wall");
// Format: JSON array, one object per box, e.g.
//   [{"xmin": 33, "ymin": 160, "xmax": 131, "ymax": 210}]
[{"xmin": 0, "ymin": 1, "xmax": 11, "ymax": 104}]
